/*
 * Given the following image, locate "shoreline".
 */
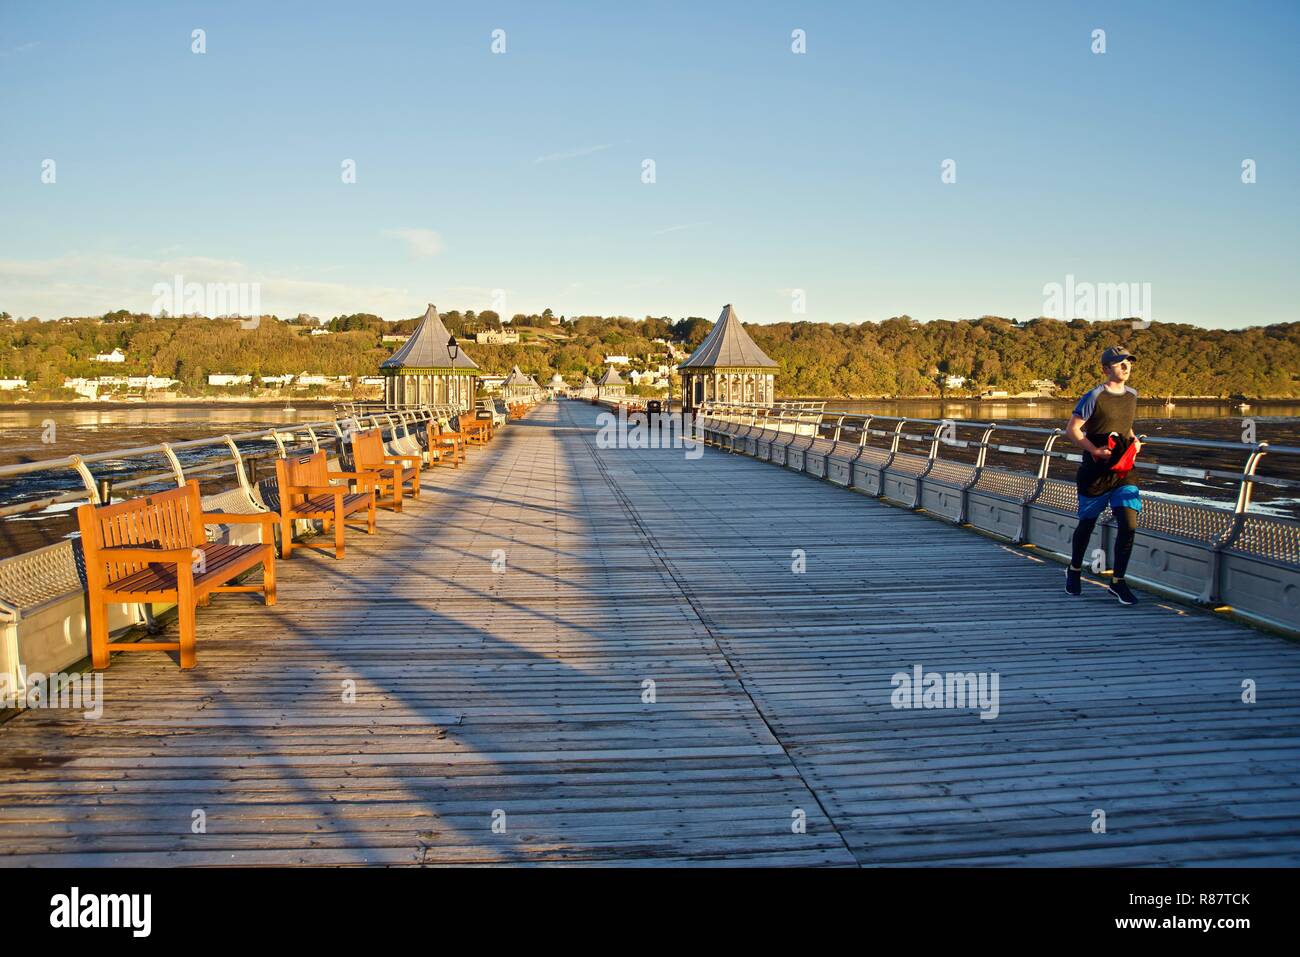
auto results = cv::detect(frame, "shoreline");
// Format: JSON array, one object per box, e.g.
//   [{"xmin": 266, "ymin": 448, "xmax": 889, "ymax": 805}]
[{"xmin": 0, "ymin": 398, "xmax": 344, "ymax": 411}]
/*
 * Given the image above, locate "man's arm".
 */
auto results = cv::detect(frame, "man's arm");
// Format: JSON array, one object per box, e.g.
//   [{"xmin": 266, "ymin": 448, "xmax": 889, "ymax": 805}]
[{"xmin": 1066, "ymin": 414, "xmax": 1111, "ymax": 461}]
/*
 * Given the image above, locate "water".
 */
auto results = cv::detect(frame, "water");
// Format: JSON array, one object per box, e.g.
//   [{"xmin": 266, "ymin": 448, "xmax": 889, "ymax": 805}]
[{"xmin": 0, "ymin": 403, "xmax": 341, "ymax": 559}]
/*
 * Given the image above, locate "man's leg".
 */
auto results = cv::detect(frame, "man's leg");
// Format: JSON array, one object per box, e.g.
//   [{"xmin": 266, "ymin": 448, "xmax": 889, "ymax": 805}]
[
  {"xmin": 1107, "ymin": 486, "xmax": 1142, "ymax": 605},
  {"xmin": 1066, "ymin": 491, "xmax": 1107, "ymax": 596},
  {"xmin": 1070, "ymin": 517, "xmax": 1098, "ymax": 569}
]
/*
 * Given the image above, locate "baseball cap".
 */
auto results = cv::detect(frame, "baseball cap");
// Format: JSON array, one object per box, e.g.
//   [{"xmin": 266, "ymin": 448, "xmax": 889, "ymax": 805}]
[{"xmin": 1101, "ymin": 345, "xmax": 1135, "ymax": 365}]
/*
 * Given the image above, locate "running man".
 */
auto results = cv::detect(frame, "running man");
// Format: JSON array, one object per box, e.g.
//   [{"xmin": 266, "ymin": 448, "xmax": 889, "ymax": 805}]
[{"xmin": 1064, "ymin": 345, "xmax": 1143, "ymax": 605}]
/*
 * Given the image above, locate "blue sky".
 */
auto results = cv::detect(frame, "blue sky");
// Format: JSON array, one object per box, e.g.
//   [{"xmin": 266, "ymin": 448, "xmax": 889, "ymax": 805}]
[{"xmin": 1, "ymin": 1, "xmax": 1296, "ymax": 327}]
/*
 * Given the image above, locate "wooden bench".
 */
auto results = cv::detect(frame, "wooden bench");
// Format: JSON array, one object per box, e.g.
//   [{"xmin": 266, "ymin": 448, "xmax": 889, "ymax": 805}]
[
  {"xmin": 427, "ymin": 419, "xmax": 467, "ymax": 467},
  {"xmin": 461, "ymin": 418, "xmax": 493, "ymax": 445},
  {"xmin": 351, "ymin": 428, "xmax": 421, "ymax": 512},
  {"xmin": 274, "ymin": 450, "xmax": 378, "ymax": 559},
  {"xmin": 76, "ymin": 480, "xmax": 276, "ymax": 670}
]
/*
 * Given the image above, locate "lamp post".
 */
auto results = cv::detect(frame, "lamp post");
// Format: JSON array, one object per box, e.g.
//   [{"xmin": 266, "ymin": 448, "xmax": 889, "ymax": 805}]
[{"xmin": 446, "ymin": 336, "xmax": 460, "ymax": 410}]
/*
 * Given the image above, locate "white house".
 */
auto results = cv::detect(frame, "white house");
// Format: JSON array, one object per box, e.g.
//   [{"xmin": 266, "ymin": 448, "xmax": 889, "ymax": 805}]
[
  {"xmin": 295, "ymin": 373, "xmax": 331, "ymax": 387},
  {"xmin": 208, "ymin": 373, "xmax": 252, "ymax": 386},
  {"xmin": 93, "ymin": 348, "xmax": 126, "ymax": 363},
  {"xmin": 126, "ymin": 375, "xmax": 179, "ymax": 390},
  {"xmin": 63, "ymin": 377, "xmax": 99, "ymax": 399},
  {"xmin": 603, "ymin": 355, "xmax": 631, "ymax": 365},
  {"xmin": 259, "ymin": 374, "xmax": 294, "ymax": 386},
  {"xmin": 0, "ymin": 378, "xmax": 28, "ymax": 391},
  {"xmin": 943, "ymin": 375, "xmax": 968, "ymax": 389},
  {"xmin": 475, "ymin": 331, "xmax": 520, "ymax": 345}
]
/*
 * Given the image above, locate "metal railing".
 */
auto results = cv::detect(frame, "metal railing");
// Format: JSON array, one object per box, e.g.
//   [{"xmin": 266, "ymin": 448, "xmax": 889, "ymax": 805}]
[{"xmin": 699, "ymin": 402, "xmax": 1300, "ymax": 634}]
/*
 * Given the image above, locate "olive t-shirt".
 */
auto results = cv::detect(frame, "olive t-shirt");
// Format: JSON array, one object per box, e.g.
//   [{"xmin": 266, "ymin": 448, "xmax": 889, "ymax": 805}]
[{"xmin": 1073, "ymin": 384, "xmax": 1139, "ymax": 497}]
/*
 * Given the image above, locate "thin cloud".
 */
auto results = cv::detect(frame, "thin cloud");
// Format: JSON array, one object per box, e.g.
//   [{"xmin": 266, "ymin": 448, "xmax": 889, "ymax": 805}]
[
  {"xmin": 384, "ymin": 228, "xmax": 445, "ymax": 258},
  {"xmin": 0, "ymin": 42, "xmax": 39, "ymax": 58},
  {"xmin": 534, "ymin": 143, "xmax": 614, "ymax": 164},
  {"xmin": 651, "ymin": 221, "xmax": 711, "ymax": 236}
]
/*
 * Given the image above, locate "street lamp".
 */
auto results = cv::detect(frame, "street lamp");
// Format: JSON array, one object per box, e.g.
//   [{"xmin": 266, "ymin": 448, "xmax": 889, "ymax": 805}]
[{"xmin": 447, "ymin": 335, "xmax": 459, "ymax": 360}]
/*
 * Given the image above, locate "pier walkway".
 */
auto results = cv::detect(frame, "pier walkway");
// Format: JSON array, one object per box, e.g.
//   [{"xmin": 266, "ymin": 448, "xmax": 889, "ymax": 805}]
[{"xmin": 2, "ymin": 402, "xmax": 1299, "ymax": 866}]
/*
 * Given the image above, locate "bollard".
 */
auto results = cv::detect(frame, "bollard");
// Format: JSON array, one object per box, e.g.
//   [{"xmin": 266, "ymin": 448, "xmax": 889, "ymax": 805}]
[{"xmin": 97, "ymin": 477, "xmax": 113, "ymax": 504}]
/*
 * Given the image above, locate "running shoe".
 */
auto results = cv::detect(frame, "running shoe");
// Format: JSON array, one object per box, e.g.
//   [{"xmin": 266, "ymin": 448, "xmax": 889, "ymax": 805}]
[
  {"xmin": 1108, "ymin": 579, "xmax": 1138, "ymax": 606},
  {"xmin": 1065, "ymin": 566, "xmax": 1082, "ymax": 596}
]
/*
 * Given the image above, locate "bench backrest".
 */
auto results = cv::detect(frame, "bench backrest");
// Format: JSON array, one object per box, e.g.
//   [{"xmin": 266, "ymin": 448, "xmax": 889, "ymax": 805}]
[
  {"xmin": 76, "ymin": 480, "xmax": 202, "ymax": 582},
  {"xmin": 275, "ymin": 451, "xmax": 329, "ymax": 510},
  {"xmin": 350, "ymin": 429, "xmax": 387, "ymax": 470}
]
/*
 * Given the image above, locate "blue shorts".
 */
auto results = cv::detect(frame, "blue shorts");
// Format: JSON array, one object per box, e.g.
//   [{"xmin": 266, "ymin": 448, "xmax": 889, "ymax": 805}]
[{"xmin": 1078, "ymin": 484, "xmax": 1142, "ymax": 521}]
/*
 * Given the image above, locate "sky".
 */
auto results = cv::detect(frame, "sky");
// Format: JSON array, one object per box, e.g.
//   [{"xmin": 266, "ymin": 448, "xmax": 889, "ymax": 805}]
[{"xmin": 1, "ymin": 1, "xmax": 1297, "ymax": 328}]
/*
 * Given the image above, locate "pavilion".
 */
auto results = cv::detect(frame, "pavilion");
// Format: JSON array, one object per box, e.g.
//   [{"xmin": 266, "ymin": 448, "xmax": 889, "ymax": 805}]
[
  {"xmin": 678, "ymin": 304, "xmax": 777, "ymax": 413},
  {"xmin": 595, "ymin": 367, "xmax": 626, "ymax": 400},
  {"xmin": 380, "ymin": 304, "xmax": 479, "ymax": 411}
]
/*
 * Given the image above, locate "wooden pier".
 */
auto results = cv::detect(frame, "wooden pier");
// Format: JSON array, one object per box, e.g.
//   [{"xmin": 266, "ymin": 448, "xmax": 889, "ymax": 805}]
[{"xmin": 2, "ymin": 401, "xmax": 1299, "ymax": 866}]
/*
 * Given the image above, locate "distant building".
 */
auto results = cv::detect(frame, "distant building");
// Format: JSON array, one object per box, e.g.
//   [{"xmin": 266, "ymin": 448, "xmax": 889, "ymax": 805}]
[
  {"xmin": 478, "ymin": 374, "xmax": 507, "ymax": 394},
  {"xmin": 943, "ymin": 375, "xmax": 968, "ymax": 390},
  {"xmin": 260, "ymin": 374, "xmax": 294, "ymax": 386},
  {"xmin": 576, "ymin": 375, "xmax": 597, "ymax": 399},
  {"xmin": 380, "ymin": 304, "xmax": 480, "ymax": 411},
  {"xmin": 0, "ymin": 378, "xmax": 28, "ymax": 391},
  {"xmin": 475, "ymin": 331, "xmax": 520, "ymax": 345},
  {"xmin": 208, "ymin": 373, "xmax": 252, "ymax": 386},
  {"xmin": 309, "ymin": 328, "xmax": 332, "ymax": 336},
  {"xmin": 603, "ymin": 355, "xmax": 631, "ymax": 366},
  {"xmin": 1028, "ymin": 379, "xmax": 1058, "ymax": 394},
  {"xmin": 678, "ymin": 304, "xmax": 777, "ymax": 413},
  {"xmin": 93, "ymin": 348, "xmax": 126, "ymax": 363},
  {"xmin": 595, "ymin": 366, "xmax": 626, "ymax": 400},
  {"xmin": 502, "ymin": 366, "xmax": 539, "ymax": 401},
  {"xmin": 381, "ymin": 334, "xmax": 411, "ymax": 344},
  {"xmin": 126, "ymin": 375, "xmax": 179, "ymax": 390},
  {"xmin": 295, "ymin": 373, "xmax": 331, "ymax": 387}
]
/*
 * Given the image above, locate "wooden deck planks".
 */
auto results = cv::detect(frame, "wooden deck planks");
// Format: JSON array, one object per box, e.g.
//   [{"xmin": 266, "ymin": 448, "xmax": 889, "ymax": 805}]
[{"xmin": 1, "ymin": 400, "xmax": 1297, "ymax": 867}]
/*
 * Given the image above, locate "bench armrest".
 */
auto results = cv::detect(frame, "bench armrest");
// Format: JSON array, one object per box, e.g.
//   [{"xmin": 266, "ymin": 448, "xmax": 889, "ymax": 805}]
[
  {"xmin": 329, "ymin": 470, "xmax": 380, "ymax": 486},
  {"xmin": 384, "ymin": 454, "xmax": 422, "ymax": 466},
  {"xmin": 100, "ymin": 546, "xmax": 195, "ymax": 563},
  {"xmin": 282, "ymin": 485, "xmax": 348, "ymax": 497}
]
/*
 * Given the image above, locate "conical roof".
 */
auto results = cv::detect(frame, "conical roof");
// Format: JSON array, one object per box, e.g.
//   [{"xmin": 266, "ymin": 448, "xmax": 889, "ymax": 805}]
[
  {"xmin": 678, "ymin": 304, "xmax": 776, "ymax": 369},
  {"xmin": 381, "ymin": 304, "xmax": 480, "ymax": 370},
  {"xmin": 596, "ymin": 367, "xmax": 624, "ymax": 385},
  {"xmin": 548, "ymin": 373, "xmax": 566, "ymax": 387},
  {"xmin": 581, "ymin": 375, "xmax": 596, "ymax": 388},
  {"xmin": 503, "ymin": 365, "xmax": 532, "ymax": 386}
]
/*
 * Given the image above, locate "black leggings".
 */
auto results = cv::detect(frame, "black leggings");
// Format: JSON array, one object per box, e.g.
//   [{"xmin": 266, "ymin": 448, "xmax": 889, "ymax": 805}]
[{"xmin": 1070, "ymin": 506, "xmax": 1138, "ymax": 578}]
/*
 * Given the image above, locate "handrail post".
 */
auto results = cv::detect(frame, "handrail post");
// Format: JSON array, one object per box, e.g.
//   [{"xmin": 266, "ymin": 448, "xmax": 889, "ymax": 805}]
[
  {"xmin": 159, "ymin": 442, "xmax": 187, "ymax": 487},
  {"xmin": 68, "ymin": 454, "xmax": 102, "ymax": 505},
  {"xmin": 1200, "ymin": 442, "xmax": 1270, "ymax": 604}
]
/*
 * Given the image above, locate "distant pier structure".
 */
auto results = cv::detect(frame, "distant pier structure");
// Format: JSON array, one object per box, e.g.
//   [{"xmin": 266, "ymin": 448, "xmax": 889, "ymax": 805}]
[
  {"xmin": 380, "ymin": 304, "xmax": 479, "ymax": 411},
  {"xmin": 679, "ymin": 304, "xmax": 777, "ymax": 413},
  {"xmin": 595, "ymin": 366, "xmax": 626, "ymax": 400}
]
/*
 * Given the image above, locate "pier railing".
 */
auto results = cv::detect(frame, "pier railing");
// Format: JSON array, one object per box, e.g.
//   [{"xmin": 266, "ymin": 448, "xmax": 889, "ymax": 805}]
[
  {"xmin": 0, "ymin": 405, "xmax": 457, "ymax": 692},
  {"xmin": 699, "ymin": 402, "xmax": 1300, "ymax": 635}
]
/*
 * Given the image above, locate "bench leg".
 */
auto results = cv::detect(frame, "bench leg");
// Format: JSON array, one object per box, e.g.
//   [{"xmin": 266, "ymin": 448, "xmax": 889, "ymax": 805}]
[
  {"xmin": 177, "ymin": 595, "xmax": 197, "ymax": 670},
  {"xmin": 89, "ymin": 601, "xmax": 111, "ymax": 670},
  {"xmin": 412, "ymin": 473, "xmax": 420, "ymax": 499},
  {"xmin": 262, "ymin": 551, "xmax": 277, "ymax": 606},
  {"xmin": 281, "ymin": 515, "xmax": 294, "ymax": 559},
  {"xmin": 367, "ymin": 497, "xmax": 376, "ymax": 534},
  {"xmin": 334, "ymin": 505, "xmax": 345, "ymax": 559}
]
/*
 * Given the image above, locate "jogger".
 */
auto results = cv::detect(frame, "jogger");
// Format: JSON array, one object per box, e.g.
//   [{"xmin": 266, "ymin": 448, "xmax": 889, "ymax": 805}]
[{"xmin": 1063, "ymin": 345, "xmax": 1143, "ymax": 605}]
